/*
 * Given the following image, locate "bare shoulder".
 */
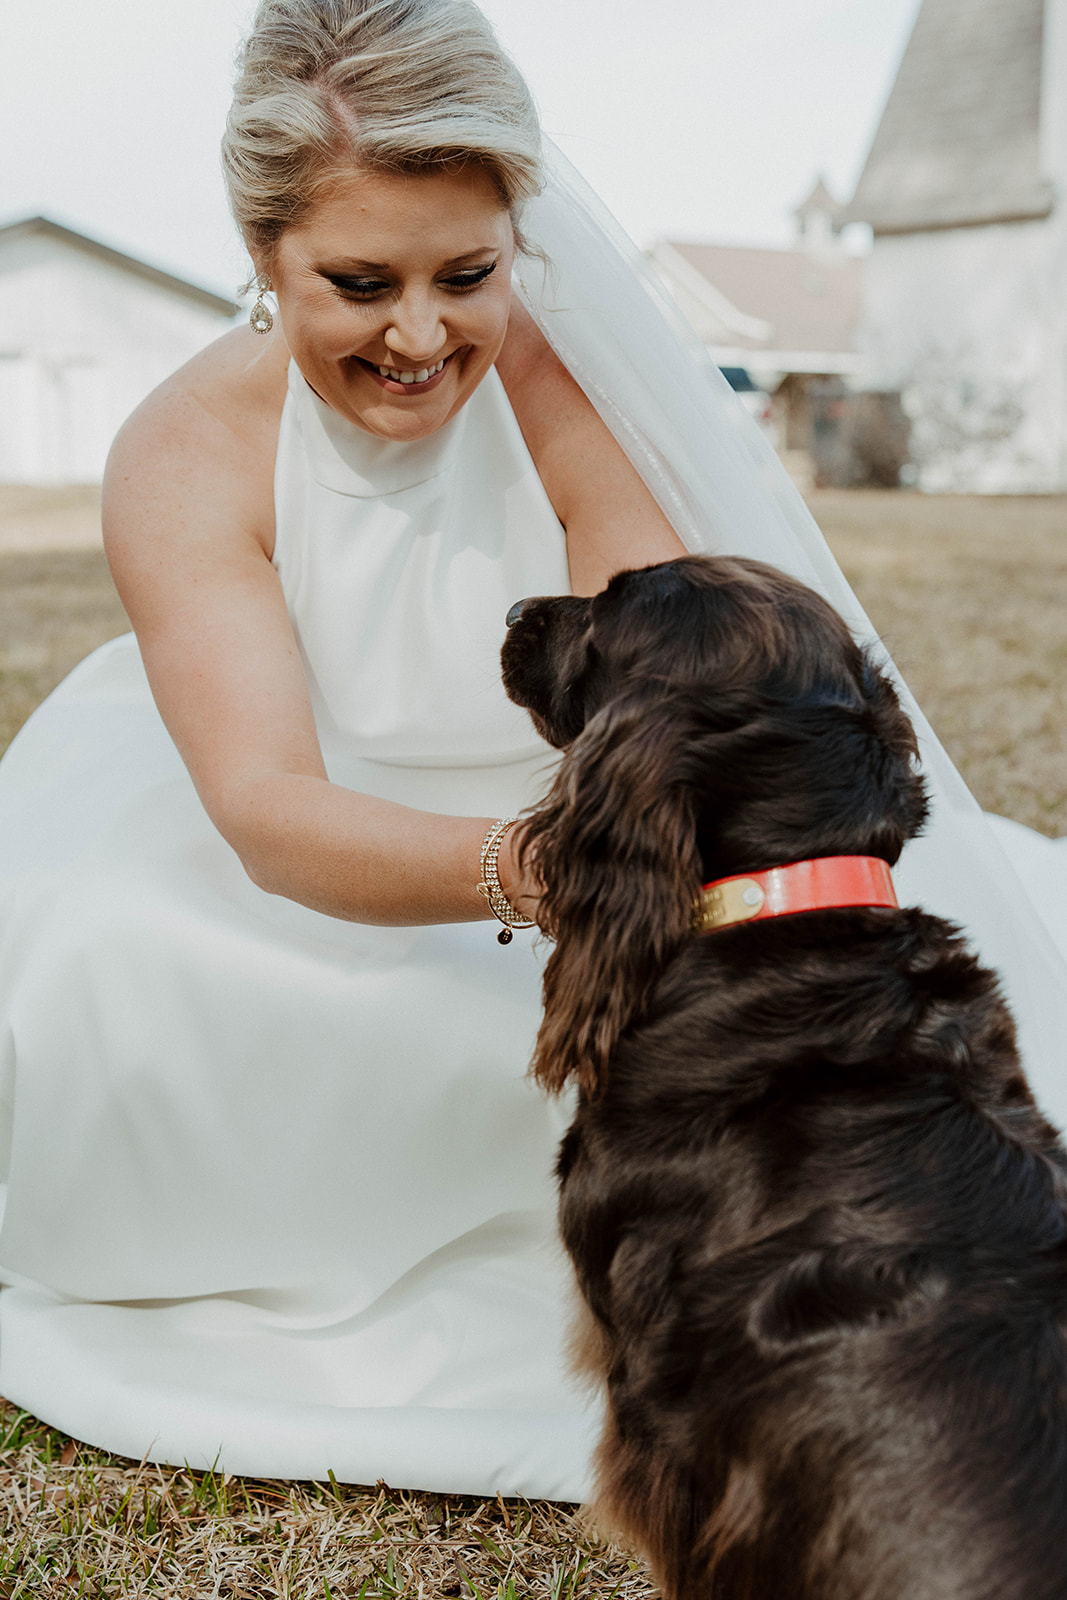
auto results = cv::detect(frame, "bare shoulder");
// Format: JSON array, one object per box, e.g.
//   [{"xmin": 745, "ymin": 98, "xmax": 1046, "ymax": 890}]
[{"xmin": 104, "ymin": 326, "xmax": 291, "ymax": 571}]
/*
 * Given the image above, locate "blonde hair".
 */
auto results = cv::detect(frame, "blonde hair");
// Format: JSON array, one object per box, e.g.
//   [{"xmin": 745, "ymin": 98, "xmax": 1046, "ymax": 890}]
[{"xmin": 222, "ymin": 0, "xmax": 543, "ymax": 262}]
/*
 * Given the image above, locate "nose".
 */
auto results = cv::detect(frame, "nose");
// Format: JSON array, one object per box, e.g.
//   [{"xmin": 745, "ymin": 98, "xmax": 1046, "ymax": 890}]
[
  {"xmin": 506, "ymin": 597, "xmax": 532, "ymax": 628},
  {"xmin": 384, "ymin": 290, "xmax": 445, "ymax": 365}
]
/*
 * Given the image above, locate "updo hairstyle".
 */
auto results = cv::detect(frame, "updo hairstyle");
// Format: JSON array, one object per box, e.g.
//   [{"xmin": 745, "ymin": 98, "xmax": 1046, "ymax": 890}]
[{"xmin": 222, "ymin": 0, "xmax": 543, "ymax": 263}]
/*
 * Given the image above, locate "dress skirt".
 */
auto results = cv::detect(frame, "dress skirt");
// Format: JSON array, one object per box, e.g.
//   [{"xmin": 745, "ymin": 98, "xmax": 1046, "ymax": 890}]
[{"xmin": 0, "ymin": 633, "xmax": 598, "ymax": 1500}]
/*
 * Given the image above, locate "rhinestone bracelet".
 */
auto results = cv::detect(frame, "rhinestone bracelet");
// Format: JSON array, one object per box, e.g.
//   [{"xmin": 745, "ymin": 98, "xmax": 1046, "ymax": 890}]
[{"xmin": 478, "ymin": 817, "xmax": 536, "ymax": 945}]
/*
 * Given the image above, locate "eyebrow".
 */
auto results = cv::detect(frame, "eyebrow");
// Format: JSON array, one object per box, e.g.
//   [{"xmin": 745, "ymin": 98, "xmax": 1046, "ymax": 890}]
[{"xmin": 315, "ymin": 247, "xmax": 502, "ymax": 274}]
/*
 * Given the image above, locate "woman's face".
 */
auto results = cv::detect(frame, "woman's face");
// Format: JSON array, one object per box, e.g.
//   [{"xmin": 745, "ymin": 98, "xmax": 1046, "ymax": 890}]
[{"xmin": 266, "ymin": 163, "xmax": 516, "ymax": 441}]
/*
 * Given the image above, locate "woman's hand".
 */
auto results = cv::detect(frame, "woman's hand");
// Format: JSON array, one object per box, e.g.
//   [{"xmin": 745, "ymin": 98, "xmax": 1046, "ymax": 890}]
[{"xmin": 496, "ymin": 821, "xmax": 544, "ymax": 929}]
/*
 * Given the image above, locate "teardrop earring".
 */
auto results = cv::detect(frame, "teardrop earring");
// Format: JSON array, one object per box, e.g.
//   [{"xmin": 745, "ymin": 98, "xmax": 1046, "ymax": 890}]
[{"xmin": 249, "ymin": 276, "xmax": 274, "ymax": 335}]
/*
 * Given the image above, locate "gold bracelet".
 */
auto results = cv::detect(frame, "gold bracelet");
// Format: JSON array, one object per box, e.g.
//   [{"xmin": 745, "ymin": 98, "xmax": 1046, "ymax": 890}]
[{"xmin": 478, "ymin": 817, "xmax": 536, "ymax": 945}]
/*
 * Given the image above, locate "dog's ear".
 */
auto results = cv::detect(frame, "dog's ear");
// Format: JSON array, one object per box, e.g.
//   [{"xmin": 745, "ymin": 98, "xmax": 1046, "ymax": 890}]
[
  {"xmin": 855, "ymin": 650, "xmax": 929, "ymax": 857},
  {"xmin": 520, "ymin": 683, "xmax": 706, "ymax": 1099}
]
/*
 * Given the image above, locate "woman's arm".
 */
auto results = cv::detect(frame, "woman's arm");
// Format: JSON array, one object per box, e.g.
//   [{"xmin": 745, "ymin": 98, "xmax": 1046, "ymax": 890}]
[
  {"xmin": 496, "ymin": 300, "xmax": 687, "ymax": 595},
  {"xmin": 104, "ymin": 308, "xmax": 678, "ymax": 929},
  {"xmin": 104, "ymin": 330, "xmax": 514, "ymax": 927}
]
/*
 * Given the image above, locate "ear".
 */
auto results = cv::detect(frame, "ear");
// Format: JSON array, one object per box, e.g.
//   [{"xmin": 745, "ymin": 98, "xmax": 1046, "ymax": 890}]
[
  {"xmin": 520, "ymin": 684, "xmax": 708, "ymax": 1098},
  {"xmin": 857, "ymin": 650, "xmax": 929, "ymax": 855}
]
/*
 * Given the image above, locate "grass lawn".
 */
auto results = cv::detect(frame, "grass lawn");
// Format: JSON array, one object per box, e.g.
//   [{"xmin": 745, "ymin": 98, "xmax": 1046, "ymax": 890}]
[
  {"xmin": 2, "ymin": 488, "xmax": 1064, "ymax": 832},
  {"xmin": 809, "ymin": 490, "xmax": 1067, "ymax": 837},
  {"xmin": 0, "ymin": 487, "xmax": 1064, "ymax": 1595},
  {"xmin": 0, "ymin": 547, "xmax": 128, "ymax": 756},
  {"xmin": 0, "ymin": 1402, "xmax": 649, "ymax": 1599}
]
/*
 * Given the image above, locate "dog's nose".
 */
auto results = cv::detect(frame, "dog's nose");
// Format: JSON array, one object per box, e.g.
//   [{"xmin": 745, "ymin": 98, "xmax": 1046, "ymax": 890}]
[{"xmin": 506, "ymin": 597, "xmax": 532, "ymax": 628}]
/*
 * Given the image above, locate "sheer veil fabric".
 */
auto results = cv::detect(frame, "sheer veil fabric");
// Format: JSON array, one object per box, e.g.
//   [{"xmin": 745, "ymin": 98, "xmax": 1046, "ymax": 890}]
[{"xmin": 517, "ymin": 143, "xmax": 1067, "ymax": 1118}]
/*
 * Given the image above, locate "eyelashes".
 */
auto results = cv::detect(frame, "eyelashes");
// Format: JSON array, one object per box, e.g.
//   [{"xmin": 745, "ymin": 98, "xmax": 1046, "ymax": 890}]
[
  {"xmin": 326, "ymin": 260, "xmax": 498, "ymax": 302},
  {"xmin": 443, "ymin": 261, "xmax": 498, "ymax": 291}
]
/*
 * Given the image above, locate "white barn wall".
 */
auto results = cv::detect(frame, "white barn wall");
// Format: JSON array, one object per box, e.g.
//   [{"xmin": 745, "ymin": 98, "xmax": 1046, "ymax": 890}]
[
  {"xmin": 0, "ymin": 229, "xmax": 236, "ymax": 484},
  {"xmin": 1041, "ymin": 0, "xmax": 1067, "ymax": 487},
  {"xmin": 856, "ymin": 216, "xmax": 1067, "ymax": 492},
  {"xmin": 846, "ymin": 0, "xmax": 1067, "ymax": 493},
  {"xmin": 1041, "ymin": 0, "xmax": 1067, "ymax": 178}
]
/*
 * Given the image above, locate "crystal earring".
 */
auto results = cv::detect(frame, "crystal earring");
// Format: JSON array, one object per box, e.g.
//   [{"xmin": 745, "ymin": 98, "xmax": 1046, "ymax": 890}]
[{"xmin": 249, "ymin": 276, "xmax": 274, "ymax": 335}]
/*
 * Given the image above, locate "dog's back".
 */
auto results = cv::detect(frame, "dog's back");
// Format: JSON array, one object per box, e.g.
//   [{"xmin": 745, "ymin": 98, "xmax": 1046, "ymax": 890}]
[{"xmin": 563, "ymin": 910, "xmax": 1067, "ymax": 1600}]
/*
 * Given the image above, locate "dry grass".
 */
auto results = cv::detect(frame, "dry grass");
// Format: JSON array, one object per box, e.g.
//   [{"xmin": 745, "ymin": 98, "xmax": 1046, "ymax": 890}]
[
  {"xmin": 811, "ymin": 490, "xmax": 1067, "ymax": 837},
  {"xmin": 0, "ymin": 546, "xmax": 128, "ymax": 755},
  {"xmin": 1, "ymin": 490, "xmax": 1064, "ymax": 833},
  {"xmin": 0, "ymin": 487, "xmax": 1064, "ymax": 1592},
  {"xmin": 0, "ymin": 1402, "xmax": 650, "ymax": 1599},
  {"xmin": 0, "ymin": 486, "xmax": 123, "ymax": 753},
  {"xmin": 0, "ymin": 485, "xmax": 103, "ymax": 555}
]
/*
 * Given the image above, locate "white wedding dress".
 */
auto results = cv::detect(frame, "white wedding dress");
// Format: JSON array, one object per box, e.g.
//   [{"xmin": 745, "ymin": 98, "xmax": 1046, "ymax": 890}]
[
  {"xmin": 0, "ymin": 147, "xmax": 1064, "ymax": 1503},
  {"xmin": 0, "ymin": 362, "xmax": 602, "ymax": 1500}
]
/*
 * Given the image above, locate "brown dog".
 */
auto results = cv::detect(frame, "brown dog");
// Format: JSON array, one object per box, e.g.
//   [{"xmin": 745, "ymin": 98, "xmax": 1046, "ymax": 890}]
[{"xmin": 502, "ymin": 555, "xmax": 1067, "ymax": 1600}]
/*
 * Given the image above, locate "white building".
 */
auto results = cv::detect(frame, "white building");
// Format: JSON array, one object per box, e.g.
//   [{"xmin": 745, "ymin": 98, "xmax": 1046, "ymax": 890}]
[
  {"xmin": 0, "ymin": 217, "xmax": 238, "ymax": 485},
  {"xmin": 647, "ymin": 184, "xmax": 867, "ymax": 480},
  {"xmin": 648, "ymin": 183, "xmax": 864, "ymax": 395},
  {"xmin": 844, "ymin": 0, "xmax": 1067, "ymax": 493}
]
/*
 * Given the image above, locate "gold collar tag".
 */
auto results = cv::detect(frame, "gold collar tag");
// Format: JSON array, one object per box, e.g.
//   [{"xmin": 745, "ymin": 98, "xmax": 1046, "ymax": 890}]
[{"xmin": 696, "ymin": 877, "xmax": 766, "ymax": 931}]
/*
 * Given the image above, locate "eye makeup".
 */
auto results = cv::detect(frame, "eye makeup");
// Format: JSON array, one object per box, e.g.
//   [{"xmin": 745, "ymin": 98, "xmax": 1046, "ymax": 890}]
[{"xmin": 323, "ymin": 259, "xmax": 499, "ymax": 301}]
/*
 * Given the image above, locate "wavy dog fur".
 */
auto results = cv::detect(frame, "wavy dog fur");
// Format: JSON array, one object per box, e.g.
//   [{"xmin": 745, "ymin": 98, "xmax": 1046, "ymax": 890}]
[{"xmin": 501, "ymin": 556, "xmax": 1067, "ymax": 1600}]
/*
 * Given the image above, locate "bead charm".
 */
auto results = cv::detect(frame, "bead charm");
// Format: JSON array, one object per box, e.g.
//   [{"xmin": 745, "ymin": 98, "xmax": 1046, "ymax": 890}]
[{"xmin": 478, "ymin": 817, "xmax": 536, "ymax": 944}]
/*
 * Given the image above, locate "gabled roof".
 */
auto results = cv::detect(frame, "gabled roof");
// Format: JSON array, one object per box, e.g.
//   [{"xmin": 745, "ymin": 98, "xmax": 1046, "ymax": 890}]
[
  {"xmin": 657, "ymin": 240, "xmax": 863, "ymax": 363},
  {"xmin": 845, "ymin": 0, "xmax": 1053, "ymax": 234},
  {"xmin": 794, "ymin": 177, "xmax": 842, "ymax": 222},
  {"xmin": 0, "ymin": 216, "xmax": 237, "ymax": 316}
]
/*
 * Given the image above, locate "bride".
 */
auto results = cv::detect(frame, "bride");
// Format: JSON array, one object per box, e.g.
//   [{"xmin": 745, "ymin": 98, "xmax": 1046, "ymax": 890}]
[{"xmin": 0, "ymin": 0, "xmax": 1063, "ymax": 1504}]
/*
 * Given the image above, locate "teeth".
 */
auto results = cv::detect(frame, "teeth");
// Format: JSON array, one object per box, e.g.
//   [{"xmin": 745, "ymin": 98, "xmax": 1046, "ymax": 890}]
[{"xmin": 376, "ymin": 359, "xmax": 445, "ymax": 384}]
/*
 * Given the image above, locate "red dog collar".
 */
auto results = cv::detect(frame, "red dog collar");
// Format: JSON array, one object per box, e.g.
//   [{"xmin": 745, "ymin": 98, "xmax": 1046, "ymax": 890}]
[{"xmin": 697, "ymin": 855, "xmax": 898, "ymax": 932}]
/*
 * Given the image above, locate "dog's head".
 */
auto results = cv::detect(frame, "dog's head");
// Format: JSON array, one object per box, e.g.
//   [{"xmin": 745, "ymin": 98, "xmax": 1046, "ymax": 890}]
[{"xmin": 502, "ymin": 555, "xmax": 928, "ymax": 1096}]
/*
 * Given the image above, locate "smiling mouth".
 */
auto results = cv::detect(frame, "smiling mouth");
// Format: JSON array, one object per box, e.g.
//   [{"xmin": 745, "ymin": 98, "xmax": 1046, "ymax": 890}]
[
  {"xmin": 357, "ymin": 355, "xmax": 451, "ymax": 393},
  {"xmin": 377, "ymin": 357, "xmax": 446, "ymax": 384}
]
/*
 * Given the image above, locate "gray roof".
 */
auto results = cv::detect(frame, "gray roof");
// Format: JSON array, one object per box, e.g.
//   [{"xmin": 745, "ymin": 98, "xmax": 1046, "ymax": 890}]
[
  {"xmin": 663, "ymin": 241, "xmax": 863, "ymax": 359},
  {"xmin": 0, "ymin": 216, "xmax": 237, "ymax": 316},
  {"xmin": 845, "ymin": 0, "xmax": 1054, "ymax": 234},
  {"xmin": 794, "ymin": 177, "xmax": 842, "ymax": 221}
]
